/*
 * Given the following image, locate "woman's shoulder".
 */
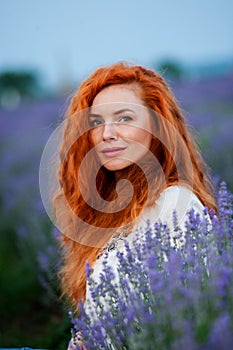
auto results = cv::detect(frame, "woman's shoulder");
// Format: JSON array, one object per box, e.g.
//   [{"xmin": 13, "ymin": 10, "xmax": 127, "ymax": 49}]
[
  {"xmin": 158, "ymin": 185, "xmax": 204, "ymax": 211},
  {"xmin": 137, "ymin": 185, "xmax": 205, "ymax": 232}
]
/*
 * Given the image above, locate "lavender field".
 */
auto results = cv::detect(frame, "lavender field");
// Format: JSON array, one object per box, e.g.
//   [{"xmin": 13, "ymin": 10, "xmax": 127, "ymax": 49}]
[
  {"xmin": 172, "ymin": 75, "xmax": 233, "ymax": 189},
  {"xmin": 0, "ymin": 74, "xmax": 232, "ymax": 348}
]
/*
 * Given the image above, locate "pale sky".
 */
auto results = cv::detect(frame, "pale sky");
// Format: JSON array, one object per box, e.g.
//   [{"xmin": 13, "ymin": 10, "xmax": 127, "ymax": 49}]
[{"xmin": 1, "ymin": 0, "xmax": 233, "ymax": 88}]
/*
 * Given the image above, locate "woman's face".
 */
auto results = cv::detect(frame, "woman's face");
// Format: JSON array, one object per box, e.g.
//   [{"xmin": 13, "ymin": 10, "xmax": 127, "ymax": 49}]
[{"xmin": 89, "ymin": 84, "xmax": 152, "ymax": 171}]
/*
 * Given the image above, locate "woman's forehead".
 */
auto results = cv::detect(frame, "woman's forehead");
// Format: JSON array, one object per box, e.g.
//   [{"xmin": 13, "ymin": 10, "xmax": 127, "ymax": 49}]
[
  {"xmin": 90, "ymin": 102, "xmax": 147, "ymax": 117},
  {"xmin": 90, "ymin": 85, "xmax": 146, "ymax": 116},
  {"xmin": 92, "ymin": 84, "xmax": 142, "ymax": 106}
]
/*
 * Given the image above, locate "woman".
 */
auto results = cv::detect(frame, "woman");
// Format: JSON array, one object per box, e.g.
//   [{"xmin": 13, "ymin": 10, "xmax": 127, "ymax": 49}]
[{"xmin": 53, "ymin": 62, "xmax": 216, "ymax": 348}]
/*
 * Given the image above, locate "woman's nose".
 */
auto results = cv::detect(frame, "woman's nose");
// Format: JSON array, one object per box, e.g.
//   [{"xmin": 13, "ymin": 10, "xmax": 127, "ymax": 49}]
[{"xmin": 102, "ymin": 122, "xmax": 118, "ymax": 141}]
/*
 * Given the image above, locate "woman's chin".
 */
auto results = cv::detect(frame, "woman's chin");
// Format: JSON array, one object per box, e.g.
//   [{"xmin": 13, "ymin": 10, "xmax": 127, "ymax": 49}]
[{"xmin": 102, "ymin": 159, "xmax": 132, "ymax": 171}]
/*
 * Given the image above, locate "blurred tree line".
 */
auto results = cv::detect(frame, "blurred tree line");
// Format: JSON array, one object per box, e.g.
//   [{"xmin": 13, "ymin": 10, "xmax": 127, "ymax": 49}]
[
  {"xmin": 0, "ymin": 59, "xmax": 184, "ymax": 110},
  {"xmin": 0, "ymin": 70, "xmax": 43, "ymax": 109},
  {"xmin": 156, "ymin": 59, "xmax": 184, "ymax": 80}
]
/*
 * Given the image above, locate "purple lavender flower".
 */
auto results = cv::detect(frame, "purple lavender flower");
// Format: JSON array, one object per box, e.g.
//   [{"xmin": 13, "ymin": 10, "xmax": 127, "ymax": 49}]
[{"xmin": 70, "ymin": 183, "xmax": 233, "ymax": 350}]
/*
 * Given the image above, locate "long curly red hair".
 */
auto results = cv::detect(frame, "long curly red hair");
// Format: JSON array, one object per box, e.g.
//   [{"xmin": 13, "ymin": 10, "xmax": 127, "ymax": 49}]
[{"xmin": 54, "ymin": 62, "xmax": 216, "ymax": 307}]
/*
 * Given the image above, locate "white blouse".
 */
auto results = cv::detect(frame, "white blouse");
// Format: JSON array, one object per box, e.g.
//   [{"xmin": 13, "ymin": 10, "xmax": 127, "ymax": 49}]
[
  {"xmin": 68, "ymin": 185, "xmax": 207, "ymax": 349},
  {"xmin": 85, "ymin": 185, "xmax": 206, "ymax": 308}
]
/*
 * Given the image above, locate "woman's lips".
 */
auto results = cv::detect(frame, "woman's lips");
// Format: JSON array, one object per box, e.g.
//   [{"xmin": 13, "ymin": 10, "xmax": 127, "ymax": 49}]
[{"xmin": 101, "ymin": 147, "xmax": 126, "ymax": 158}]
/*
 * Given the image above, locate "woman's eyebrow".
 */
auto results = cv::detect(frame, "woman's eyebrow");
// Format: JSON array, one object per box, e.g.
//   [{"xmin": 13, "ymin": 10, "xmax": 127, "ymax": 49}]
[
  {"xmin": 113, "ymin": 108, "xmax": 134, "ymax": 115},
  {"xmin": 89, "ymin": 108, "xmax": 135, "ymax": 118},
  {"xmin": 88, "ymin": 113, "xmax": 102, "ymax": 118}
]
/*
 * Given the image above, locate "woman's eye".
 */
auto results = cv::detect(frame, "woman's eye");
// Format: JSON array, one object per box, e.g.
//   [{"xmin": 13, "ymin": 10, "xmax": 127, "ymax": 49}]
[
  {"xmin": 90, "ymin": 119, "xmax": 103, "ymax": 127},
  {"xmin": 119, "ymin": 116, "xmax": 133, "ymax": 122}
]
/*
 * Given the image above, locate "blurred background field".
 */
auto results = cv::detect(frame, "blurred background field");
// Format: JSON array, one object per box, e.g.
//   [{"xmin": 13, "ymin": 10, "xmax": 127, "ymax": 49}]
[
  {"xmin": 0, "ymin": 63, "xmax": 232, "ymax": 349},
  {"xmin": 0, "ymin": 0, "xmax": 232, "ymax": 348}
]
